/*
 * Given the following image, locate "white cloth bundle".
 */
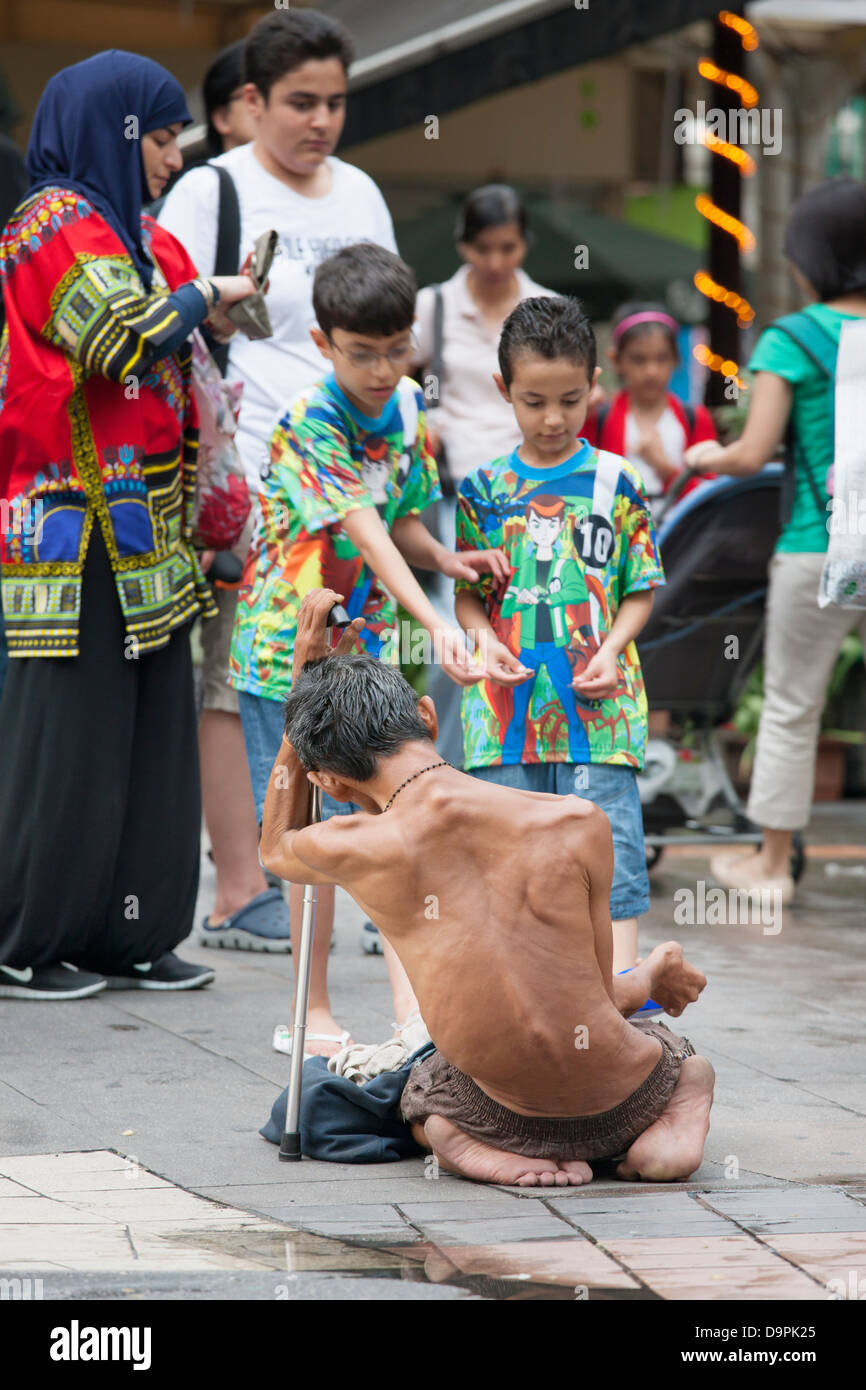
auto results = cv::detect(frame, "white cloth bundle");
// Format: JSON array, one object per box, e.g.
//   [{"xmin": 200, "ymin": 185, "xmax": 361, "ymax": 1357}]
[
  {"xmin": 820, "ymin": 318, "xmax": 866, "ymax": 608},
  {"xmin": 327, "ymin": 1013, "xmax": 432, "ymax": 1085}
]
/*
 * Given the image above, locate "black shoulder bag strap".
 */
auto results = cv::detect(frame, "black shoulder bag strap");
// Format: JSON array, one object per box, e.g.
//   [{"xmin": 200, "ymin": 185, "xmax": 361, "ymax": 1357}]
[
  {"xmin": 205, "ymin": 164, "xmax": 241, "ymax": 377},
  {"xmin": 593, "ymin": 402, "xmax": 610, "ymax": 443},
  {"xmin": 429, "ymin": 283, "xmax": 456, "ymax": 499}
]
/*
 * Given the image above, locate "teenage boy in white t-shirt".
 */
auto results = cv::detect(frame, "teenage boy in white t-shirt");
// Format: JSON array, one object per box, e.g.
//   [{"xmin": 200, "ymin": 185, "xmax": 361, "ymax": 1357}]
[
  {"xmin": 158, "ymin": 10, "xmax": 397, "ymax": 959},
  {"xmin": 159, "ymin": 11, "xmax": 396, "ymax": 486}
]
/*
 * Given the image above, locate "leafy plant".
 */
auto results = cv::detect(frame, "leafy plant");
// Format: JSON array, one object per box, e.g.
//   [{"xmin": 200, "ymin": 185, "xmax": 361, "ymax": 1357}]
[{"xmin": 731, "ymin": 636, "xmax": 865, "ymax": 774}]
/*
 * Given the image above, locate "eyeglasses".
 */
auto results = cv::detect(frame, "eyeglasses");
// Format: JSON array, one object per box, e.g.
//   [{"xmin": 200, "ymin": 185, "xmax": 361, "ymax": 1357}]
[{"xmin": 328, "ymin": 334, "xmax": 417, "ymax": 370}]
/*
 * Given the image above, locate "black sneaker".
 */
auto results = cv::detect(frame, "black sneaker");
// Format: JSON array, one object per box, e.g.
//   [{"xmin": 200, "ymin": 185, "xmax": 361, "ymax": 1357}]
[
  {"xmin": 103, "ymin": 952, "xmax": 215, "ymax": 991},
  {"xmin": 0, "ymin": 962, "xmax": 107, "ymax": 1000}
]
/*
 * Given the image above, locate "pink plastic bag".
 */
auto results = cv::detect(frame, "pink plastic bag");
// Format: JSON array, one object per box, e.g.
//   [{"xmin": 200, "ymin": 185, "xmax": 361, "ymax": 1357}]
[{"xmin": 190, "ymin": 329, "xmax": 251, "ymax": 551}]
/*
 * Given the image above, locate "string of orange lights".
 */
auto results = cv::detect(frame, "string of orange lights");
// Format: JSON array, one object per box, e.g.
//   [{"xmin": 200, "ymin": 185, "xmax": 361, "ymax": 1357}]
[{"xmin": 693, "ymin": 10, "xmax": 760, "ymax": 382}]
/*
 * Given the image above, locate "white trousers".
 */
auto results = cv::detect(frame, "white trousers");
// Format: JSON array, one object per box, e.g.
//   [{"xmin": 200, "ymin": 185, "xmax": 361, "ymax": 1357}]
[{"xmin": 747, "ymin": 550, "xmax": 866, "ymax": 830}]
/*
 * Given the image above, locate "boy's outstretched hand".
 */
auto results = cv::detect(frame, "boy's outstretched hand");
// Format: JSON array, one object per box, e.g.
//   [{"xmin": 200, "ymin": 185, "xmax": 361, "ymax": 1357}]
[
  {"xmin": 441, "ymin": 547, "xmax": 511, "ymax": 585},
  {"xmin": 482, "ymin": 638, "xmax": 534, "ymax": 687},
  {"xmin": 436, "ymin": 626, "xmax": 488, "ymax": 688},
  {"xmin": 572, "ymin": 644, "xmax": 621, "ymax": 699}
]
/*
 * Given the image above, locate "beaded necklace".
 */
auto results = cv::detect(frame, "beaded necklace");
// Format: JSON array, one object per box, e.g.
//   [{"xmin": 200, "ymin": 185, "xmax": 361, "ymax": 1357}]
[{"xmin": 382, "ymin": 760, "xmax": 450, "ymax": 813}]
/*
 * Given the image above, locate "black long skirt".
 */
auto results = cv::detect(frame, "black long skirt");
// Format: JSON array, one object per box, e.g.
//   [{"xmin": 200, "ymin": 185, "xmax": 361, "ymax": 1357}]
[{"xmin": 0, "ymin": 527, "xmax": 201, "ymax": 973}]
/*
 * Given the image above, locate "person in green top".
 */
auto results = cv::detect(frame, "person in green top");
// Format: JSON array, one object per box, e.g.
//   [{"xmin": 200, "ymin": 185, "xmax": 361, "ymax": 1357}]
[{"xmin": 686, "ymin": 177, "xmax": 866, "ymax": 902}]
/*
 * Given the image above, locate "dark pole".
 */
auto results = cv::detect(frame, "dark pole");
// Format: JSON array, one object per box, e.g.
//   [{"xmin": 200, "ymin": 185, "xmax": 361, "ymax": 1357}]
[{"xmin": 706, "ymin": 10, "xmax": 745, "ymax": 406}]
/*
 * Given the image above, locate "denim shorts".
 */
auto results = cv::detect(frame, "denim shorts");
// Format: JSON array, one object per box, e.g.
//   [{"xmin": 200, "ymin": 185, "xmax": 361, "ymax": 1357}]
[
  {"xmin": 469, "ymin": 761, "xmax": 649, "ymax": 919},
  {"xmin": 237, "ymin": 690, "xmax": 359, "ymax": 826}
]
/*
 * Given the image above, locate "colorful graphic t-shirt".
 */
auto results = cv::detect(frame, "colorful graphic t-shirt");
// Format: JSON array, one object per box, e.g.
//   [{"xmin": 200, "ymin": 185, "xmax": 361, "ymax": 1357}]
[
  {"xmin": 455, "ymin": 442, "xmax": 665, "ymax": 769},
  {"xmin": 229, "ymin": 373, "xmax": 440, "ymax": 701}
]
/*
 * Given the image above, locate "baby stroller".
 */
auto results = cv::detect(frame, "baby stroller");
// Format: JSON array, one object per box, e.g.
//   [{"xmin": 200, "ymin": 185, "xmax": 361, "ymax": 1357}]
[{"xmin": 636, "ymin": 462, "xmax": 806, "ymax": 881}]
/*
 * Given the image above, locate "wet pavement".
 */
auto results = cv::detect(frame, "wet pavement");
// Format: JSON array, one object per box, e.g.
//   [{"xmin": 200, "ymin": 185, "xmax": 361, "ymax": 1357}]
[{"xmin": 0, "ymin": 800, "xmax": 864, "ymax": 1301}]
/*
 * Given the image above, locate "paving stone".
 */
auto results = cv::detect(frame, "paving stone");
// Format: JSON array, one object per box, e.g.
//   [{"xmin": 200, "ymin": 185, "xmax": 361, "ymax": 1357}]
[
  {"xmin": 548, "ymin": 1194, "xmax": 733, "ymax": 1239},
  {"xmin": 10, "ymin": 1170, "xmax": 175, "ymax": 1195},
  {"xmin": 771, "ymin": 1232, "xmax": 866, "ymax": 1257},
  {"xmin": 11, "ymin": 1269, "xmax": 480, "ymax": 1300},
  {"xmin": 193, "ymin": 1177, "xmax": 486, "ymax": 1207},
  {"xmin": 0, "ymin": 1197, "xmax": 117, "ymax": 1225},
  {"xmin": 422, "ymin": 1239, "xmax": 639, "ymax": 1290},
  {"xmin": 0, "ymin": 1223, "xmax": 134, "ymax": 1263},
  {"xmin": 0, "ymin": 1151, "xmax": 133, "ymax": 1181},
  {"xmin": 771, "ymin": 1231, "xmax": 866, "ymax": 1288},
  {"xmin": 276, "ymin": 1222, "xmax": 418, "ymax": 1244},
  {"xmin": 701, "ymin": 1186, "xmax": 866, "ymax": 1234},
  {"xmin": 57, "ymin": 1189, "xmax": 243, "ymax": 1221},
  {"xmin": 397, "ymin": 1198, "xmax": 526, "ymax": 1221},
  {"xmin": 249, "ymin": 1202, "xmax": 406, "ymax": 1224},
  {"xmin": 0, "ymin": 1178, "xmax": 35, "ymax": 1198},
  {"xmin": 636, "ymin": 1264, "xmax": 825, "ymax": 1300},
  {"xmin": 410, "ymin": 1214, "xmax": 573, "ymax": 1245},
  {"xmin": 602, "ymin": 1235, "xmax": 793, "ymax": 1269}
]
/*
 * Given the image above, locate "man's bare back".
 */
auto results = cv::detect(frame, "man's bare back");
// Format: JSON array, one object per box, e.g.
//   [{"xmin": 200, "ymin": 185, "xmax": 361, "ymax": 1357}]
[
  {"xmin": 301, "ymin": 771, "xmax": 664, "ymax": 1117},
  {"xmin": 261, "ymin": 588, "xmax": 714, "ymax": 1186}
]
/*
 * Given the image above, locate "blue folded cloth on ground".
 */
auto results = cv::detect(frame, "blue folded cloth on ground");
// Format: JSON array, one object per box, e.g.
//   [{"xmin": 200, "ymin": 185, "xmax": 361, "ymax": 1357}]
[{"xmin": 261, "ymin": 1042, "xmax": 436, "ymax": 1163}]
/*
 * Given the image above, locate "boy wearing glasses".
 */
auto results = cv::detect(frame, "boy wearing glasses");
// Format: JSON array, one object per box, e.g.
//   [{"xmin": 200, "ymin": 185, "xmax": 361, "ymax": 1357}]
[{"xmin": 229, "ymin": 243, "xmax": 507, "ymax": 1054}]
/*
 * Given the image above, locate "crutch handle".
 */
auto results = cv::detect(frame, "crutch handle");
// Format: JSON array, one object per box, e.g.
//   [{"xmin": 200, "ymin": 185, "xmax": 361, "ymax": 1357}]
[{"xmin": 326, "ymin": 603, "xmax": 351, "ymax": 627}]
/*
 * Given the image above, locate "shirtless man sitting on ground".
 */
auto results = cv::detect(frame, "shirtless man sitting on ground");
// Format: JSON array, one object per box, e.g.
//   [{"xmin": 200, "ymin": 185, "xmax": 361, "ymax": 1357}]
[{"xmin": 261, "ymin": 589, "xmax": 714, "ymax": 1187}]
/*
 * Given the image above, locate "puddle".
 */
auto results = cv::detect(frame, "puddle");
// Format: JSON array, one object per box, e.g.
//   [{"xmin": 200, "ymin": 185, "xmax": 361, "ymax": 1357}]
[{"xmin": 169, "ymin": 1225, "xmax": 658, "ymax": 1300}]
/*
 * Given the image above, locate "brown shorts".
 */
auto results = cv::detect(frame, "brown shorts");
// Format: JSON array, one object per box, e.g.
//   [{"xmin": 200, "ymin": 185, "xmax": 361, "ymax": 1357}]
[
  {"xmin": 199, "ymin": 512, "xmax": 255, "ymax": 715},
  {"xmin": 399, "ymin": 1021, "xmax": 696, "ymax": 1162},
  {"xmin": 200, "ymin": 583, "xmax": 240, "ymax": 714}
]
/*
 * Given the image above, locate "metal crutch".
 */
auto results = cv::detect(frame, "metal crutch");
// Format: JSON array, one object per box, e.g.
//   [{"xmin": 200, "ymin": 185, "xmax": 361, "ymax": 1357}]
[{"xmin": 279, "ymin": 602, "xmax": 351, "ymax": 1162}]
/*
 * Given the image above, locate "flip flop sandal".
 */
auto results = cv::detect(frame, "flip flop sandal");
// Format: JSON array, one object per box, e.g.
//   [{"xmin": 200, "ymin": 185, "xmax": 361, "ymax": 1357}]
[
  {"xmin": 272, "ymin": 1024, "xmax": 351, "ymax": 1057},
  {"xmin": 197, "ymin": 888, "xmax": 292, "ymax": 952}
]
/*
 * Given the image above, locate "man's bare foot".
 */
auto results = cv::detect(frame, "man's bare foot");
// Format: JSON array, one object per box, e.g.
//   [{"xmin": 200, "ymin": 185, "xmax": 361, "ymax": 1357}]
[
  {"xmin": 425, "ymin": 1115, "xmax": 582, "ymax": 1187},
  {"xmin": 616, "ymin": 1055, "xmax": 715, "ymax": 1182},
  {"xmin": 557, "ymin": 1158, "xmax": 593, "ymax": 1184}
]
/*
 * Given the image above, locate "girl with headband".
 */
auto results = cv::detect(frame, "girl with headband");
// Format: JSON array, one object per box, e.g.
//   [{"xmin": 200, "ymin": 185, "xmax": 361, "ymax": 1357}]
[{"xmin": 583, "ymin": 301, "xmax": 717, "ymax": 513}]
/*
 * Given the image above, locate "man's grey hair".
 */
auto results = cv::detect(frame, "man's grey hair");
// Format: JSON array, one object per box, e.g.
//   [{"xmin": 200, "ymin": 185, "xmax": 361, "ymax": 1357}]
[{"xmin": 284, "ymin": 654, "xmax": 432, "ymax": 781}]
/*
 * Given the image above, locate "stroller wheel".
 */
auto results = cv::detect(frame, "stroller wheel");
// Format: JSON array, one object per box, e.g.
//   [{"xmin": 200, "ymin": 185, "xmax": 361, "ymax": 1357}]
[
  {"xmin": 790, "ymin": 832, "xmax": 806, "ymax": 883},
  {"xmin": 646, "ymin": 844, "xmax": 664, "ymax": 871}
]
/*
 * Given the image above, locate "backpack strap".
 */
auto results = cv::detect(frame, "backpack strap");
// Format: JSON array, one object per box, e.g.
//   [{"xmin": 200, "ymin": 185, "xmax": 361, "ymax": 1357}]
[
  {"xmin": 206, "ymin": 164, "xmax": 241, "ymax": 377},
  {"xmin": 771, "ymin": 309, "xmax": 838, "ymax": 379},
  {"xmin": 396, "ymin": 378, "xmax": 419, "ymax": 485},
  {"xmin": 767, "ymin": 309, "xmax": 836, "ymax": 524},
  {"xmin": 430, "ymin": 283, "xmax": 444, "ymax": 410},
  {"xmin": 594, "ymin": 402, "xmax": 610, "ymax": 443},
  {"xmin": 427, "ymin": 283, "xmax": 456, "ymax": 497},
  {"xmin": 682, "ymin": 401, "xmax": 695, "ymax": 434}
]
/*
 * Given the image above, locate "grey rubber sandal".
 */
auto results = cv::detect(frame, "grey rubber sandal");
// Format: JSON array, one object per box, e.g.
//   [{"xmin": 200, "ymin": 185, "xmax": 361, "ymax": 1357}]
[{"xmin": 197, "ymin": 888, "xmax": 292, "ymax": 952}]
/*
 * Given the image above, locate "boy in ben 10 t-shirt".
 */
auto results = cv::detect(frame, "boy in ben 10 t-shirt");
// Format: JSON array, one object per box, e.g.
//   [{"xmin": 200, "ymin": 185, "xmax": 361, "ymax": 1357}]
[{"xmin": 454, "ymin": 295, "xmax": 666, "ymax": 1008}]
